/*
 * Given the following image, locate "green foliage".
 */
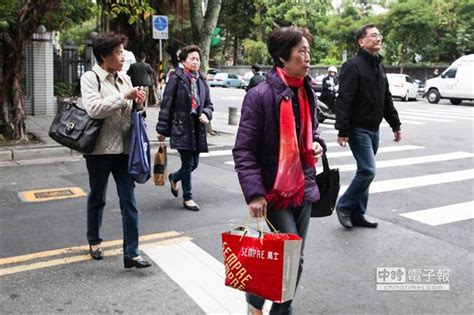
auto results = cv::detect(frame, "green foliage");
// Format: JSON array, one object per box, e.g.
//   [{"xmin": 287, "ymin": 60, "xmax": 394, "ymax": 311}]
[
  {"xmin": 241, "ymin": 39, "xmax": 270, "ymax": 65},
  {"xmin": 54, "ymin": 82, "xmax": 75, "ymax": 98}
]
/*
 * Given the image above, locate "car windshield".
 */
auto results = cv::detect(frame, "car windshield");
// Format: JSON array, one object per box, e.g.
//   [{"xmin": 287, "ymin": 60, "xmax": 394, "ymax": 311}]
[
  {"xmin": 208, "ymin": 69, "xmax": 219, "ymax": 75},
  {"xmin": 387, "ymin": 74, "xmax": 404, "ymax": 83}
]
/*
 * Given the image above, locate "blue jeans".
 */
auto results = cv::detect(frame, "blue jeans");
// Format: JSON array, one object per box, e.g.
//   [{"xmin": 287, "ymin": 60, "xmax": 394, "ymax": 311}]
[
  {"xmin": 246, "ymin": 202, "xmax": 311, "ymax": 315},
  {"xmin": 85, "ymin": 154, "xmax": 139, "ymax": 259},
  {"xmin": 336, "ymin": 127, "xmax": 379, "ymax": 216},
  {"xmin": 170, "ymin": 150, "xmax": 200, "ymax": 201}
]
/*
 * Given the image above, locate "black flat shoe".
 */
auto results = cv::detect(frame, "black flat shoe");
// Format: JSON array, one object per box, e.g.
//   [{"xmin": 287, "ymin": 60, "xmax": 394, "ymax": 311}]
[
  {"xmin": 336, "ymin": 208, "xmax": 353, "ymax": 229},
  {"xmin": 124, "ymin": 256, "xmax": 152, "ymax": 269},
  {"xmin": 169, "ymin": 174, "xmax": 179, "ymax": 198},
  {"xmin": 352, "ymin": 215, "xmax": 378, "ymax": 228},
  {"xmin": 183, "ymin": 201, "xmax": 200, "ymax": 211},
  {"xmin": 89, "ymin": 245, "xmax": 103, "ymax": 260}
]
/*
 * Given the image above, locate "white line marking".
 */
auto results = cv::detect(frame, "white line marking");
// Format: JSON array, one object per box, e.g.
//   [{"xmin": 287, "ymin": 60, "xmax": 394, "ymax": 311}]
[
  {"xmin": 398, "ymin": 110, "xmax": 474, "ymax": 121},
  {"xmin": 327, "ymin": 145, "xmax": 424, "ymax": 158},
  {"xmin": 404, "ymin": 108, "xmax": 474, "ymax": 116},
  {"xmin": 400, "ymin": 201, "xmax": 474, "ymax": 226},
  {"xmin": 382, "ymin": 120, "xmax": 425, "ymax": 125},
  {"xmin": 226, "ymin": 145, "xmax": 424, "ymax": 166},
  {"xmin": 426, "ymin": 106, "xmax": 474, "ymax": 115},
  {"xmin": 317, "ymin": 152, "xmax": 474, "ymax": 173},
  {"xmin": 398, "ymin": 115, "xmax": 455, "ymax": 122},
  {"xmin": 318, "ymin": 124, "xmax": 335, "ymax": 129},
  {"xmin": 339, "ymin": 169, "xmax": 474, "ymax": 195},
  {"xmin": 200, "ymin": 150, "xmax": 233, "ymax": 157},
  {"xmin": 144, "ymin": 239, "xmax": 270, "ymax": 314}
]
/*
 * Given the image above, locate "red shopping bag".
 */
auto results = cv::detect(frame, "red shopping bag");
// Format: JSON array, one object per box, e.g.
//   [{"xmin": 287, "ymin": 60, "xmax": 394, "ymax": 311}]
[{"xmin": 221, "ymin": 227, "xmax": 302, "ymax": 303}]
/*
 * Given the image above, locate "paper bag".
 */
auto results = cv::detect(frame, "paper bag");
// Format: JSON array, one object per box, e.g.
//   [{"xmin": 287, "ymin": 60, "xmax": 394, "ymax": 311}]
[
  {"xmin": 153, "ymin": 144, "xmax": 167, "ymax": 186},
  {"xmin": 222, "ymin": 228, "xmax": 302, "ymax": 303}
]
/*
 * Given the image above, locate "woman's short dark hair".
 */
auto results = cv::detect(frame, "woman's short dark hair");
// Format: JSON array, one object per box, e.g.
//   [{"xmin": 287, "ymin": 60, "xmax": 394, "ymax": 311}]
[
  {"xmin": 92, "ymin": 32, "xmax": 128, "ymax": 64},
  {"xmin": 356, "ymin": 24, "xmax": 376, "ymax": 41},
  {"xmin": 267, "ymin": 26, "xmax": 314, "ymax": 68},
  {"xmin": 179, "ymin": 45, "xmax": 201, "ymax": 62}
]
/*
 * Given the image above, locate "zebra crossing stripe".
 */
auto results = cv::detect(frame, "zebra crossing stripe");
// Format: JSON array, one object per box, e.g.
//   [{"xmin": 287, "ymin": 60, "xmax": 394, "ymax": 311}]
[
  {"xmin": 143, "ymin": 238, "xmax": 271, "ymax": 314},
  {"xmin": 397, "ymin": 115, "xmax": 455, "ymax": 122},
  {"xmin": 224, "ymin": 145, "xmax": 423, "ymax": 165},
  {"xmin": 327, "ymin": 145, "xmax": 423, "ymax": 158},
  {"xmin": 317, "ymin": 152, "xmax": 474, "ymax": 173},
  {"xmin": 398, "ymin": 110, "xmax": 474, "ymax": 121},
  {"xmin": 412, "ymin": 108, "xmax": 474, "ymax": 115},
  {"xmin": 339, "ymin": 169, "xmax": 474, "ymax": 195},
  {"xmin": 399, "ymin": 201, "xmax": 474, "ymax": 226}
]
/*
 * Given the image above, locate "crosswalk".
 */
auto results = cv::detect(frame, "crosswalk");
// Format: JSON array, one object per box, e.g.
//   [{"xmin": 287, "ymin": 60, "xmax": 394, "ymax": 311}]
[
  {"xmin": 207, "ymin": 105, "xmax": 474, "ymax": 228},
  {"xmin": 144, "ymin": 105, "xmax": 473, "ymax": 313}
]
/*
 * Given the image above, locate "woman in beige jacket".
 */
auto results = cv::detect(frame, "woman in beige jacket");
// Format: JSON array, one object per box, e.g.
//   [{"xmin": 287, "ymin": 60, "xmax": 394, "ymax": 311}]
[{"xmin": 80, "ymin": 32, "xmax": 150, "ymax": 269}]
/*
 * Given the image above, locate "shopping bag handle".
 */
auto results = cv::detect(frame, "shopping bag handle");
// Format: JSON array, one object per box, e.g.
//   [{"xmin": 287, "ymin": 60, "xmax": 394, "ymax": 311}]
[{"xmin": 241, "ymin": 215, "xmax": 279, "ymax": 243}]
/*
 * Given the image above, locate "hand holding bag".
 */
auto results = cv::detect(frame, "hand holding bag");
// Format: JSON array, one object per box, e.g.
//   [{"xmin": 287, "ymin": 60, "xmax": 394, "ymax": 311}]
[
  {"xmin": 222, "ymin": 217, "xmax": 302, "ymax": 303},
  {"xmin": 311, "ymin": 153, "xmax": 340, "ymax": 217},
  {"xmin": 153, "ymin": 142, "xmax": 167, "ymax": 186},
  {"xmin": 128, "ymin": 109, "xmax": 151, "ymax": 184}
]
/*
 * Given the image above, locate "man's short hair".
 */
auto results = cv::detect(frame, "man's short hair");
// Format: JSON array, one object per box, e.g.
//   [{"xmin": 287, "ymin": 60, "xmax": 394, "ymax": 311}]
[
  {"xmin": 251, "ymin": 64, "xmax": 261, "ymax": 72},
  {"xmin": 355, "ymin": 24, "xmax": 376, "ymax": 42},
  {"xmin": 92, "ymin": 32, "xmax": 128, "ymax": 64},
  {"xmin": 268, "ymin": 26, "xmax": 314, "ymax": 68},
  {"xmin": 178, "ymin": 45, "xmax": 201, "ymax": 62},
  {"xmin": 138, "ymin": 52, "xmax": 146, "ymax": 61}
]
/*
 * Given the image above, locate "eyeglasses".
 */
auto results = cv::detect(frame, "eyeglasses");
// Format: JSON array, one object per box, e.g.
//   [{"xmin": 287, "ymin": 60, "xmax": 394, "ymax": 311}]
[{"xmin": 365, "ymin": 33, "xmax": 384, "ymax": 40}]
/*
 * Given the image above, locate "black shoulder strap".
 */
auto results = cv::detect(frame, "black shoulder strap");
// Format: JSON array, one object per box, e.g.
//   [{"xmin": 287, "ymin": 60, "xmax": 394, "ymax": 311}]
[{"xmin": 91, "ymin": 70, "xmax": 101, "ymax": 92}]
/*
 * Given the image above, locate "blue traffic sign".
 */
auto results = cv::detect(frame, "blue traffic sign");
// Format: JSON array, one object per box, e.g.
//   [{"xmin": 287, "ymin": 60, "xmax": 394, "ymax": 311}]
[{"xmin": 154, "ymin": 16, "xmax": 167, "ymax": 31}]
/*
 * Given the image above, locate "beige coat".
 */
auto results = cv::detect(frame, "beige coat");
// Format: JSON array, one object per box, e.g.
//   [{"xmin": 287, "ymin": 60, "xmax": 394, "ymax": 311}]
[{"xmin": 80, "ymin": 64, "xmax": 133, "ymax": 155}]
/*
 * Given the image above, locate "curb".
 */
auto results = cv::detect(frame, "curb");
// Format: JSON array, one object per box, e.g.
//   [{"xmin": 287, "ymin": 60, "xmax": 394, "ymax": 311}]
[{"xmin": 0, "ymin": 130, "xmax": 235, "ymax": 163}]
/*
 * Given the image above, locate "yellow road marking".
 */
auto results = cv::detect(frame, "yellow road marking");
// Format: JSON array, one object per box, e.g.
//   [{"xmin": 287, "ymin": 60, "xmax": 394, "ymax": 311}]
[
  {"xmin": 0, "ymin": 236, "xmax": 192, "ymax": 277},
  {"xmin": 0, "ymin": 231, "xmax": 181, "ymax": 265},
  {"xmin": 18, "ymin": 187, "xmax": 87, "ymax": 202}
]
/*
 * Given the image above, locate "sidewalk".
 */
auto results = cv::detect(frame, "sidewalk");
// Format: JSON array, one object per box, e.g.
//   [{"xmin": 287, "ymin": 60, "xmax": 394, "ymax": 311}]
[{"xmin": 0, "ymin": 106, "xmax": 238, "ymax": 164}]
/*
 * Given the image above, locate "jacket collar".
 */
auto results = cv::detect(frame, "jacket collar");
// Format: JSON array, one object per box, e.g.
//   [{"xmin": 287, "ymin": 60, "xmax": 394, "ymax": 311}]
[
  {"xmin": 266, "ymin": 67, "xmax": 313, "ymax": 98},
  {"xmin": 358, "ymin": 49, "xmax": 383, "ymax": 64},
  {"xmin": 174, "ymin": 67, "xmax": 206, "ymax": 82},
  {"xmin": 92, "ymin": 64, "xmax": 125, "ymax": 84}
]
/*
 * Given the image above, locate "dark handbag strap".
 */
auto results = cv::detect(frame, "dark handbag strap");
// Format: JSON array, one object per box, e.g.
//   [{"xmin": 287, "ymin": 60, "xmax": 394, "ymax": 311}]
[
  {"xmin": 320, "ymin": 152, "xmax": 330, "ymax": 174},
  {"xmin": 91, "ymin": 70, "xmax": 101, "ymax": 92}
]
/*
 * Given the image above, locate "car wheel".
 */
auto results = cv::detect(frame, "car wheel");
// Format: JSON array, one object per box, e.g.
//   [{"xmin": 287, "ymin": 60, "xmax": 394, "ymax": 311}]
[
  {"xmin": 225, "ymin": 82, "xmax": 231, "ymax": 88},
  {"xmin": 449, "ymin": 98, "xmax": 462, "ymax": 105},
  {"xmin": 427, "ymin": 89, "xmax": 440, "ymax": 104},
  {"xmin": 403, "ymin": 92, "xmax": 409, "ymax": 102}
]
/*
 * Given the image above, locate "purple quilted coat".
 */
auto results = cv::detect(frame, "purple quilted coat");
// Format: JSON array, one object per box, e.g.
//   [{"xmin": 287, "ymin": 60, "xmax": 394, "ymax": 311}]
[{"xmin": 232, "ymin": 68, "xmax": 326, "ymax": 205}]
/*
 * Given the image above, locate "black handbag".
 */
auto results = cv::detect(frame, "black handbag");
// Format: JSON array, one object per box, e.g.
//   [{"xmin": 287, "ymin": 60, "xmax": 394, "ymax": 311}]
[
  {"xmin": 311, "ymin": 153, "xmax": 340, "ymax": 217},
  {"xmin": 49, "ymin": 71, "xmax": 103, "ymax": 153}
]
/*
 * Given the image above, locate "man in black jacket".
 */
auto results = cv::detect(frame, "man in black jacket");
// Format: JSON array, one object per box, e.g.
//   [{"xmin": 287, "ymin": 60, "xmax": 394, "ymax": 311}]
[
  {"xmin": 334, "ymin": 24, "xmax": 402, "ymax": 229},
  {"xmin": 127, "ymin": 52, "xmax": 156, "ymax": 107},
  {"xmin": 246, "ymin": 64, "xmax": 265, "ymax": 91}
]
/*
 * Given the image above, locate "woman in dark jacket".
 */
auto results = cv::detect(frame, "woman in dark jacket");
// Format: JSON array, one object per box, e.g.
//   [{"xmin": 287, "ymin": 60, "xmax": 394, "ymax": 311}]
[
  {"xmin": 156, "ymin": 45, "xmax": 213, "ymax": 211},
  {"xmin": 232, "ymin": 26, "xmax": 325, "ymax": 315}
]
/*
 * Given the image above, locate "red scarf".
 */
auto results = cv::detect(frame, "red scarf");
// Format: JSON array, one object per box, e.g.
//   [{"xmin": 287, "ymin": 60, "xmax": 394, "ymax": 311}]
[{"xmin": 266, "ymin": 67, "xmax": 315, "ymax": 209}]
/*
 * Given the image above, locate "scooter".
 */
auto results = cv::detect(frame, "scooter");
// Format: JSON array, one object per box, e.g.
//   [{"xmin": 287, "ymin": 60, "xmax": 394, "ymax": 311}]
[
  {"xmin": 316, "ymin": 98, "xmax": 336, "ymax": 123},
  {"xmin": 316, "ymin": 85, "xmax": 338, "ymax": 123}
]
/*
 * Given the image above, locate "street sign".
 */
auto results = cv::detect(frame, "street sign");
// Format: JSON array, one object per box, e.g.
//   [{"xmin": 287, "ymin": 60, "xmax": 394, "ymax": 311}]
[{"xmin": 152, "ymin": 15, "xmax": 168, "ymax": 40}]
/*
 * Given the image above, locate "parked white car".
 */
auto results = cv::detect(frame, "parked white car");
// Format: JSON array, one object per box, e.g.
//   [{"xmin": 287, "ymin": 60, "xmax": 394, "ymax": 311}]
[
  {"xmin": 424, "ymin": 54, "xmax": 474, "ymax": 105},
  {"xmin": 386, "ymin": 73, "xmax": 419, "ymax": 101}
]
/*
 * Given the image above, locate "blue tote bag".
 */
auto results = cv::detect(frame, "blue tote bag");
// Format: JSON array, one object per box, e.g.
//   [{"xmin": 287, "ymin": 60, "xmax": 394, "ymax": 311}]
[{"xmin": 128, "ymin": 111, "xmax": 151, "ymax": 184}]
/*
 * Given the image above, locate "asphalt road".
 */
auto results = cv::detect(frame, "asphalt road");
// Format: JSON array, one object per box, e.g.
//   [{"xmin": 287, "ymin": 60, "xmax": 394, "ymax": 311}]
[{"xmin": 1, "ymin": 88, "xmax": 473, "ymax": 314}]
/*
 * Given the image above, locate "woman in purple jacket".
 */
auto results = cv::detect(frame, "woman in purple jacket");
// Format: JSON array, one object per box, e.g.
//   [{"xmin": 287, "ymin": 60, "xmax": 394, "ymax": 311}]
[{"xmin": 232, "ymin": 26, "xmax": 326, "ymax": 315}]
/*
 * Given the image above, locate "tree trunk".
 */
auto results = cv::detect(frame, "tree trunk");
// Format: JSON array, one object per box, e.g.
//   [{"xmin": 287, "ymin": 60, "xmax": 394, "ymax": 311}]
[
  {"xmin": 188, "ymin": 0, "xmax": 223, "ymax": 72},
  {"xmin": 0, "ymin": 0, "xmax": 50, "ymax": 141}
]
